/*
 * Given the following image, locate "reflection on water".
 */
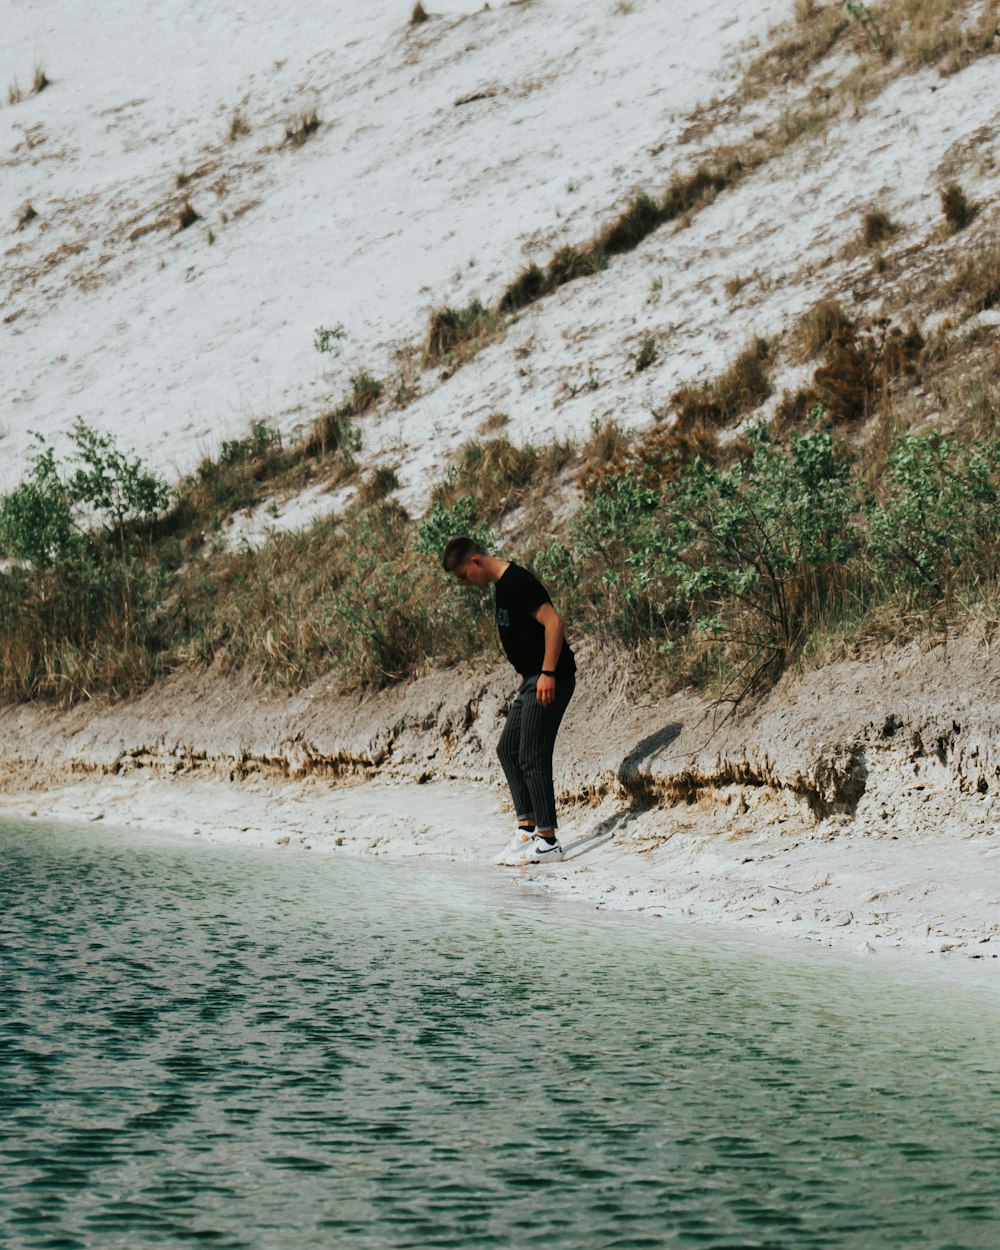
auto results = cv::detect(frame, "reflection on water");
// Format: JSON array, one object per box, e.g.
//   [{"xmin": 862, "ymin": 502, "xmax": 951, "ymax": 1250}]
[{"xmin": 2, "ymin": 820, "xmax": 999, "ymax": 1249}]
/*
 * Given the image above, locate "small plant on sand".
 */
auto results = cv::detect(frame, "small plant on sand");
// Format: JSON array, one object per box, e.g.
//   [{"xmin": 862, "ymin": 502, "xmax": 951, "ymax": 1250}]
[
  {"xmin": 7, "ymin": 80, "xmax": 23, "ymax": 105},
  {"xmin": 410, "ymin": 1, "xmax": 430, "ymax": 24},
  {"xmin": 284, "ymin": 110, "xmax": 320, "ymax": 148},
  {"xmin": 32, "ymin": 65, "xmax": 50, "ymax": 94},
  {"xmin": 845, "ymin": 0, "xmax": 886, "ymax": 54},
  {"xmin": 631, "ymin": 335, "xmax": 658, "ymax": 373},
  {"xmin": 313, "ymin": 323, "xmax": 347, "ymax": 354}
]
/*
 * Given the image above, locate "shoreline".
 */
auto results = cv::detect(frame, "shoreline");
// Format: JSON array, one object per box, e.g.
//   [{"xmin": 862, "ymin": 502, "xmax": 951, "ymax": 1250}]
[{"xmin": 5, "ymin": 769, "xmax": 999, "ymax": 978}]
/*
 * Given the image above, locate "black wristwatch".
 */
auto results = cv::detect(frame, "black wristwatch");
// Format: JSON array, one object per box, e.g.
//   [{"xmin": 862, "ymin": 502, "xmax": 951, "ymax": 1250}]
[{"xmin": 540, "ymin": 670, "xmax": 555, "ymax": 677}]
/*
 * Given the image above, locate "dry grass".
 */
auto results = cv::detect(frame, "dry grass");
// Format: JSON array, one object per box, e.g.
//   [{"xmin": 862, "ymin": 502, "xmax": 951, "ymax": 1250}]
[
  {"xmin": 357, "ymin": 465, "xmax": 401, "ymax": 505},
  {"xmin": 423, "ymin": 300, "xmax": 504, "ymax": 367},
  {"xmin": 410, "ymin": 2, "xmax": 430, "ymax": 24},
  {"xmin": 793, "ymin": 298, "xmax": 855, "ymax": 361},
  {"xmin": 673, "ymin": 338, "xmax": 774, "ymax": 430},
  {"xmin": 947, "ymin": 240, "xmax": 1000, "ymax": 313},
  {"xmin": 32, "ymin": 65, "xmax": 50, "ymax": 94},
  {"xmin": 883, "ymin": 0, "xmax": 1000, "ymax": 73},
  {"xmin": 432, "ymin": 437, "xmax": 541, "ymax": 520},
  {"xmin": 7, "ymin": 81, "xmax": 23, "ymax": 105},
  {"xmin": 581, "ymin": 421, "xmax": 720, "ymax": 495}
]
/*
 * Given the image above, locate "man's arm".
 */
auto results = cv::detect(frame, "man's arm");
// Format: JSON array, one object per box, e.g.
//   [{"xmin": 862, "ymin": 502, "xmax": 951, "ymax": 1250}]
[{"xmin": 533, "ymin": 602, "xmax": 565, "ymax": 706}]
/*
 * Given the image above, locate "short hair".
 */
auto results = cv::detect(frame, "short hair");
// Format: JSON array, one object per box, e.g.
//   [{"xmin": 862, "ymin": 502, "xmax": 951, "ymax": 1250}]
[{"xmin": 442, "ymin": 535, "xmax": 485, "ymax": 572}]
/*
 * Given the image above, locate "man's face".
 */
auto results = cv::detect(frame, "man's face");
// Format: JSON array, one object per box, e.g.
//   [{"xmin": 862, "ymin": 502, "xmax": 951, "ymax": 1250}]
[{"xmin": 452, "ymin": 557, "xmax": 490, "ymax": 588}]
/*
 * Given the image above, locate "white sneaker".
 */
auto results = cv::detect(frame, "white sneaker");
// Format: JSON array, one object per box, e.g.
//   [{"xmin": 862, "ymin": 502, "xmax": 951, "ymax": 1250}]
[
  {"xmin": 503, "ymin": 834, "xmax": 563, "ymax": 865},
  {"xmin": 494, "ymin": 828, "xmax": 536, "ymax": 864}
]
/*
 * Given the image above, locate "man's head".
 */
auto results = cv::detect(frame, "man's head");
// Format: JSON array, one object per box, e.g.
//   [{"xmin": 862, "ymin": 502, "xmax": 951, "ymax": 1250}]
[{"xmin": 442, "ymin": 536, "xmax": 492, "ymax": 587}]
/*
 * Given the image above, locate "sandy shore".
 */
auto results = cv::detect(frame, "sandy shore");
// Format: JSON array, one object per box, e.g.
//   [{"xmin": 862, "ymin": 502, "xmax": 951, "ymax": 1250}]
[{"xmin": 5, "ymin": 769, "xmax": 999, "ymax": 974}]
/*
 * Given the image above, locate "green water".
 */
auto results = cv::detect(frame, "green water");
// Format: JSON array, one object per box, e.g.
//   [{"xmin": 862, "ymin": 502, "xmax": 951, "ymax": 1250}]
[{"xmin": 1, "ymin": 820, "xmax": 999, "ymax": 1250}]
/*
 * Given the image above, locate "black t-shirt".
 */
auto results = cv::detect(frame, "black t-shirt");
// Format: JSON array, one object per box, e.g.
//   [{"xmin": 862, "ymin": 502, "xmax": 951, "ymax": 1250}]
[{"xmin": 494, "ymin": 562, "xmax": 576, "ymax": 680}]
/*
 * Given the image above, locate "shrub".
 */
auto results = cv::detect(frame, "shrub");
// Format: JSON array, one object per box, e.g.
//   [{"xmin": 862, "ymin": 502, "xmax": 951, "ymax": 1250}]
[
  {"xmin": 0, "ymin": 439, "xmax": 76, "ymax": 567},
  {"xmin": 415, "ymin": 495, "xmax": 495, "ymax": 558},
  {"xmin": 358, "ymin": 465, "xmax": 400, "ymax": 505},
  {"xmin": 410, "ymin": 2, "xmax": 430, "ymax": 24},
  {"xmin": 941, "ymin": 182, "xmax": 975, "ymax": 233},
  {"xmin": 632, "ymin": 335, "xmax": 658, "ymax": 372},
  {"xmin": 300, "ymin": 408, "xmax": 361, "ymax": 463},
  {"xmin": 866, "ymin": 432, "xmax": 1000, "ymax": 603},
  {"xmin": 0, "ymin": 423, "xmax": 172, "ymax": 701},
  {"xmin": 666, "ymin": 423, "xmax": 857, "ymax": 692},
  {"xmin": 813, "ymin": 323, "xmax": 923, "ymax": 423},
  {"xmin": 545, "ymin": 244, "xmax": 604, "ymax": 287}
]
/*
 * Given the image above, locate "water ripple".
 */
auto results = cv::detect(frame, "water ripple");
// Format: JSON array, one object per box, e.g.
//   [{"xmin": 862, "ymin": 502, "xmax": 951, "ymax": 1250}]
[{"xmin": 2, "ymin": 821, "xmax": 1000, "ymax": 1249}]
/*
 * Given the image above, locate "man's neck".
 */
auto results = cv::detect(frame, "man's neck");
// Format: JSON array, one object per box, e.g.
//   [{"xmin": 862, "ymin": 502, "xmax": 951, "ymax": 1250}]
[{"xmin": 483, "ymin": 555, "xmax": 510, "ymax": 583}]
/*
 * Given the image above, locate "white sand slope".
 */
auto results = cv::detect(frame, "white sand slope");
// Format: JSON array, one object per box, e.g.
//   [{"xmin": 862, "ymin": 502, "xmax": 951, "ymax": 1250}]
[{"xmin": 3, "ymin": 0, "xmax": 786, "ymax": 491}]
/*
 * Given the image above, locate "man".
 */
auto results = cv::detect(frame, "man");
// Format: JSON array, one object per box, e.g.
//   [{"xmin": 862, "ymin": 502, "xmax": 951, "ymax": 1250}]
[{"xmin": 442, "ymin": 536, "xmax": 576, "ymax": 865}]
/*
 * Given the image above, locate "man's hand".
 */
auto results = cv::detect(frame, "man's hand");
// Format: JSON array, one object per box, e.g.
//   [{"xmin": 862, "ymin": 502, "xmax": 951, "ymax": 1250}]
[{"xmin": 536, "ymin": 674, "xmax": 556, "ymax": 706}]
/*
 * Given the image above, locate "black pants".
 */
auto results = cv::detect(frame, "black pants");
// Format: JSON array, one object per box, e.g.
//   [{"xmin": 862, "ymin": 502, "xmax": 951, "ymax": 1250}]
[{"xmin": 496, "ymin": 674, "xmax": 575, "ymax": 831}]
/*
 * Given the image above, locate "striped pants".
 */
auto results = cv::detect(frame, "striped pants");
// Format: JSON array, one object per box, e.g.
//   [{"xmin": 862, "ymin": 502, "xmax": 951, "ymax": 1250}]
[{"xmin": 496, "ymin": 674, "xmax": 575, "ymax": 831}]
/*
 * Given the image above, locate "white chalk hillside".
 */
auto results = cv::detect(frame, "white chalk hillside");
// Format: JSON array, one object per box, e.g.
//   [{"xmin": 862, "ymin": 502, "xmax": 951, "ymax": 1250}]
[{"xmin": 3, "ymin": 0, "xmax": 999, "ymax": 535}]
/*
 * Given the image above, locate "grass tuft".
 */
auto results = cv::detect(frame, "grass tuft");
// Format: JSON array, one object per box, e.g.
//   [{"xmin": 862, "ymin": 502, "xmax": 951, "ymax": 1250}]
[
  {"xmin": 861, "ymin": 206, "xmax": 899, "ymax": 247},
  {"xmin": 410, "ymin": 1, "xmax": 430, "ymax": 23},
  {"xmin": 16, "ymin": 202, "xmax": 38, "ymax": 231},
  {"xmin": 423, "ymin": 300, "xmax": 502, "ymax": 366},
  {"xmin": 229, "ymin": 110, "xmax": 251, "ymax": 141},
  {"xmin": 177, "ymin": 201, "xmax": 200, "ymax": 230},
  {"xmin": 32, "ymin": 65, "xmax": 50, "ymax": 94},
  {"xmin": 498, "ymin": 263, "xmax": 548, "ymax": 313}
]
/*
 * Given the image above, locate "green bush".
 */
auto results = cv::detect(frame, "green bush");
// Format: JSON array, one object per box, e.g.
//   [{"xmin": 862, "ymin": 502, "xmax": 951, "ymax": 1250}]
[{"xmin": 866, "ymin": 433, "xmax": 1000, "ymax": 602}]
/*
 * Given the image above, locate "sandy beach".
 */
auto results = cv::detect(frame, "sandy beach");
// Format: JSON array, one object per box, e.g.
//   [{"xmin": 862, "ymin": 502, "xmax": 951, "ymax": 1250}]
[{"xmin": 5, "ymin": 764, "xmax": 999, "ymax": 974}]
